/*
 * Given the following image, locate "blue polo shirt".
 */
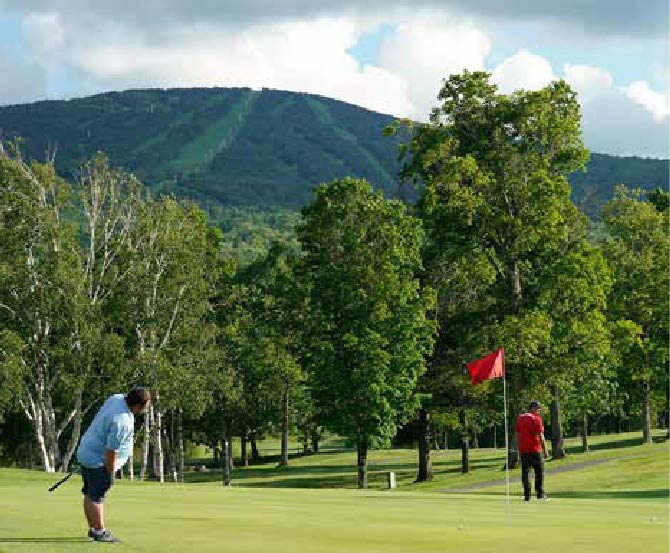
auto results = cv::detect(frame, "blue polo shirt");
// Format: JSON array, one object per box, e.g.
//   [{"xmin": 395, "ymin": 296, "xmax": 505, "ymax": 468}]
[{"xmin": 77, "ymin": 394, "xmax": 134, "ymax": 470}]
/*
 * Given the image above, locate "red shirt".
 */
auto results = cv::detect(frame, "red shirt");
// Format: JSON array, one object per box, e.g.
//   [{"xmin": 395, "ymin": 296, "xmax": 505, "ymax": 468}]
[{"xmin": 515, "ymin": 412, "xmax": 544, "ymax": 453}]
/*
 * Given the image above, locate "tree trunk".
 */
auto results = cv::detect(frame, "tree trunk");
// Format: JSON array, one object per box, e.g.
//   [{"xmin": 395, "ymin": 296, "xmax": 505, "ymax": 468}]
[
  {"xmin": 460, "ymin": 409, "xmax": 469, "ymax": 473},
  {"xmin": 250, "ymin": 433, "xmax": 261, "ymax": 461},
  {"xmin": 140, "ymin": 406, "xmax": 152, "ymax": 481},
  {"xmin": 43, "ymin": 389, "xmax": 61, "ymax": 472},
  {"xmin": 149, "ymin": 444, "xmax": 157, "ymax": 480},
  {"xmin": 128, "ymin": 453, "xmax": 134, "ymax": 481},
  {"xmin": 163, "ymin": 424, "xmax": 176, "ymax": 483},
  {"xmin": 493, "ymin": 425, "xmax": 497, "ymax": 450},
  {"xmin": 550, "ymin": 385, "xmax": 566, "ymax": 459},
  {"xmin": 311, "ymin": 431, "xmax": 319, "ymax": 454},
  {"xmin": 222, "ymin": 432, "xmax": 231, "ymax": 487},
  {"xmin": 302, "ymin": 431, "xmax": 309, "ymax": 455},
  {"xmin": 278, "ymin": 388, "xmax": 289, "ymax": 467},
  {"xmin": 28, "ymin": 394, "xmax": 53, "ymax": 472},
  {"xmin": 416, "ymin": 408, "xmax": 433, "ymax": 482},
  {"xmin": 357, "ymin": 439, "xmax": 368, "ymax": 489},
  {"xmin": 509, "ymin": 259, "xmax": 522, "ymax": 315},
  {"xmin": 642, "ymin": 380, "xmax": 652, "ymax": 444},
  {"xmin": 211, "ymin": 440, "xmax": 219, "ymax": 463},
  {"xmin": 443, "ymin": 431, "xmax": 448, "ymax": 451},
  {"xmin": 472, "ymin": 431, "xmax": 479, "ymax": 449},
  {"xmin": 582, "ymin": 412, "xmax": 589, "ymax": 452},
  {"xmin": 177, "ymin": 409, "xmax": 184, "ymax": 482},
  {"xmin": 432, "ymin": 429, "xmax": 439, "ymax": 450},
  {"xmin": 240, "ymin": 433, "xmax": 249, "ymax": 467},
  {"xmin": 154, "ymin": 394, "xmax": 165, "ymax": 483},
  {"xmin": 60, "ymin": 391, "xmax": 83, "ymax": 472}
]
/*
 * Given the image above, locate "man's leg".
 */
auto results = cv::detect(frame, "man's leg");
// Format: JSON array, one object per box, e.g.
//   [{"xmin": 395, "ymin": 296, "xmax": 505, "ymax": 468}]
[
  {"xmin": 83, "ymin": 495, "xmax": 94, "ymax": 527},
  {"xmin": 520, "ymin": 453, "xmax": 531, "ymax": 500},
  {"xmin": 533, "ymin": 453, "xmax": 545, "ymax": 498},
  {"xmin": 83, "ymin": 495, "xmax": 105, "ymax": 531}
]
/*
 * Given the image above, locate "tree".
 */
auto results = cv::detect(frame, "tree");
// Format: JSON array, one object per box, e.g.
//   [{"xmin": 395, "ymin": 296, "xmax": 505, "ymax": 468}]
[
  {"xmin": 393, "ymin": 70, "xmax": 590, "ymax": 467},
  {"xmin": 536, "ymin": 243, "xmax": 612, "ymax": 458},
  {"xmin": 118, "ymin": 197, "xmax": 220, "ymax": 481},
  {"xmin": 298, "ymin": 178, "xmax": 435, "ymax": 488},
  {"xmin": 0, "ymin": 151, "xmax": 83, "ymax": 472},
  {"xmin": 603, "ymin": 186, "xmax": 669, "ymax": 443},
  {"xmin": 0, "ymin": 331, "xmax": 24, "ymax": 422}
]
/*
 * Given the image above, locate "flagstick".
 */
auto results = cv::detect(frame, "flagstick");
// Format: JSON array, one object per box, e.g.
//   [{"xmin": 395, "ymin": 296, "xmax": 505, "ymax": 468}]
[{"xmin": 503, "ymin": 369, "xmax": 511, "ymax": 525}]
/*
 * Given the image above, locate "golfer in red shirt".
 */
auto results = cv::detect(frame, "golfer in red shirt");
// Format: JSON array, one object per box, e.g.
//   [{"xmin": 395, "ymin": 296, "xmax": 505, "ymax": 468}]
[{"xmin": 515, "ymin": 400, "xmax": 549, "ymax": 501}]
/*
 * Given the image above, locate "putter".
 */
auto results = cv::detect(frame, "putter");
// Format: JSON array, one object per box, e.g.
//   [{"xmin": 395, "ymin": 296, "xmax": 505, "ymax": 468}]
[{"xmin": 48, "ymin": 469, "xmax": 77, "ymax": 492}]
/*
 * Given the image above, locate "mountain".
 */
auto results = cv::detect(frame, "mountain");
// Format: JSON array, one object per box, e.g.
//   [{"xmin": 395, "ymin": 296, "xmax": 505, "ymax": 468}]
[{"xmin": 0, "ymin": 87, "xmax": 667, "ymax": 217}]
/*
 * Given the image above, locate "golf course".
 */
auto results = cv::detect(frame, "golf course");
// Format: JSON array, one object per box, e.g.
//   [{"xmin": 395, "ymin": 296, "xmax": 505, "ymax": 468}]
[
  {"xmin": 0, "ymin": 432, "xmax": 667, "ymax": 553},
  {"xmin": 0, "ymin": 16, "xmax": 668, "ymax": 552}
]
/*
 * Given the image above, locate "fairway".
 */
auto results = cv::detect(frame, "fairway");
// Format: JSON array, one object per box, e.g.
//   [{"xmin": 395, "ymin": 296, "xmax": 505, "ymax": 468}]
[{"xmin": 1, "ymin": 434, "xmax": 667, "ymax": 553}]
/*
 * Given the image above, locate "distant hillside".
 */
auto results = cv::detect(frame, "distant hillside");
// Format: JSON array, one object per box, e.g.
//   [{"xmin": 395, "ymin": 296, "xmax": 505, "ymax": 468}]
[{"xmin": 0, "ymin": 88, "xmax": 667, "ymax": 217}]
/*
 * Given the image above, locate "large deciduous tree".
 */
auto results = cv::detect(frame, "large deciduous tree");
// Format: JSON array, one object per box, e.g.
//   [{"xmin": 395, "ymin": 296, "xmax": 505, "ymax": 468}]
[
  {"xmin": 603, "ymin": 186, "xmax": 669, "ymax": 443},
  {"xmin": 393, "ymin": 71, "xmax": 591, "ymax": 466},
  {"xmin": 298, "ymin": 178, "xmax": 435, "ymax": 488}
]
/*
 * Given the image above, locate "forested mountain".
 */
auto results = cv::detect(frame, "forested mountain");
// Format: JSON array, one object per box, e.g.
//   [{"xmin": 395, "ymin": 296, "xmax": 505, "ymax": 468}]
[{"xmin": 0, "ymin": 87, "xmax": 667, "ymax": 218}]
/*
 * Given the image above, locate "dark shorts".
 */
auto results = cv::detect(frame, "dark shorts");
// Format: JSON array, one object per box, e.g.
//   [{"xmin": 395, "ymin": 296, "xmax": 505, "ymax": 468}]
[{"xmin": 81, "ymin": 466, "xmax": 114, "ymax": 504}]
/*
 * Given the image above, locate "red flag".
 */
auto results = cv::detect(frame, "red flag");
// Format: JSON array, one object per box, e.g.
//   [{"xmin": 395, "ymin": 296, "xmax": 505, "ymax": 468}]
[{"xmin": 466, "ymin": 348, "xmax": 505, "ymax": 385}]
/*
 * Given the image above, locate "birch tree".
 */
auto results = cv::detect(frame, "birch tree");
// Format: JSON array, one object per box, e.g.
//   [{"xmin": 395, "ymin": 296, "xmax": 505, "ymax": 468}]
[{"xmin": 120, "ymin": 197, "xmax": 219, "ymax": 482}]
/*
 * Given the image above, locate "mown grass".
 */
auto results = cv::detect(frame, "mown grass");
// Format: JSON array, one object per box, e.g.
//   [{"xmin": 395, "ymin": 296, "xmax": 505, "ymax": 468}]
[
  {"xmin": 0, "ymin": 431, "xmax": 666, "ymax": 553},
  {"xmin": 183, "ymin": 431, "xmax": 669, "ymax": 494}
]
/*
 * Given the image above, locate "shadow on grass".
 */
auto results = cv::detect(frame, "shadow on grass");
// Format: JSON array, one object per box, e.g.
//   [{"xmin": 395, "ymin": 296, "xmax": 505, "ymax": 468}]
[
  {"xmin": 185, "ymin": 467, "xmax": 421, "ymax": 489},
  {"xmin": 474, "ymin": 488, "xmax": 669, "ymax": 500},
  {"xmin": 185, "ymin": 462, "xmax": 415, "ymax": 482},
  {"xmin": 0, "ymin": 537, "xmax": 90, "ymax": 543},
  {"xmin": 564, "ymin": 437, "xmax": 646, "ymax": 455},
  {"xmin": 182, "ymin": 451, "xmax": 506, "ymax": 488}
]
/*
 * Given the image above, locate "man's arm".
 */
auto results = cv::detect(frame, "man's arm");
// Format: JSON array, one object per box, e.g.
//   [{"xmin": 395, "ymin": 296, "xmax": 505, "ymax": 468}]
[
  {"xmin": 540, "ymin": 433, "xmax": 549, "ymax": 459},
  {"xmin": 104, "ymin": 449, "xmax": 116, "ymax": 474}
]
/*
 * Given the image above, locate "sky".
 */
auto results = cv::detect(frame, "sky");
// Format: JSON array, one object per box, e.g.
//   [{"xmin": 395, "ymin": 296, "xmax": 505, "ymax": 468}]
[{"xmin": 0, "ymin": 0, "xmax": 668, "ymax": 157}]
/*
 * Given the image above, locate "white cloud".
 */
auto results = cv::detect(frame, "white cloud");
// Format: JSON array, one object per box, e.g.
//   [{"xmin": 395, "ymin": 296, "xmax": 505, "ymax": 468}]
[
  {"xmin": 23, "ymin": 12, "xmax": 65, "ymax": 54},
  {"xmin": 19, "ymin": 10, "xmax": 493, "ymax": 119},
  {"xmin": 490, "ymin": 49, "xmax": 554, "ymax": 93},
  {"xmin": 3, "ymin": 0, "xmax": 667, "ymax": 37},
  {"xmin": 623, "ymin": 81, "xmax": 670, "ymax": 122},
  {"xmin": 21, "ymin": 14, "xmax": 414, "ymax": 116},
  {"xmin": 376, "ymin": 13, "xmax": 491, "ymax": 118},
  {"xmin": 563, "ymin": 64, "xmax": 613, "ymax": 104},
  {"xmin": 488, "ymin": 52, "xmax": 668, "ymax": 157},
  {"xmin": 561, "ymin": 67, "xmax": 668, "ymax": 157}
]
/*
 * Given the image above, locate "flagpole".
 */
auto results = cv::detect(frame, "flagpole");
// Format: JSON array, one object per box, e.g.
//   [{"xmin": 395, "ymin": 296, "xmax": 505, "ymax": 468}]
[{"xmin": 503, "ymin": 367, "xmax": 511, "ymax": 525}]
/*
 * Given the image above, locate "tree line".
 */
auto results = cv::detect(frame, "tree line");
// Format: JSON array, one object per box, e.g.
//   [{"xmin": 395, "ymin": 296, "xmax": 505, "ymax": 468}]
[{"xmin": 0, "ymin": 72, "xmax": 667, "ymax": 488}]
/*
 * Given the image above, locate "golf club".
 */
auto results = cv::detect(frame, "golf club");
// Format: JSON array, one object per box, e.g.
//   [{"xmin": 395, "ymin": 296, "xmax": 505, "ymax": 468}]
[{"xmin": 48, "ymin": 470, "xmax": 76, "ymax": 492}]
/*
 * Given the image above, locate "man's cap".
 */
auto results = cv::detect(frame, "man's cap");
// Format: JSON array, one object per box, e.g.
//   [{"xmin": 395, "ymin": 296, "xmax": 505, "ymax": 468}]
[{"xmin": 529, "ymin": 400, "xmax": 541, "ymax": 409}]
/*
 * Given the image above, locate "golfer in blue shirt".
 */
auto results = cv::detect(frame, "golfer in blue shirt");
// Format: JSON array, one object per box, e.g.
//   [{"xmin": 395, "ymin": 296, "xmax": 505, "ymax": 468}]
[{"xmin": 76, "ymin": 387, "xmax": 151, "ymax": 543}]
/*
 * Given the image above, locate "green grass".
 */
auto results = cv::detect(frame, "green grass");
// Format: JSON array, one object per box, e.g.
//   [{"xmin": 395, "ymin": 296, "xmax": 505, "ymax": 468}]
[
  {"xmin": 0, "ymin": 432, "xmax": 667, "ymax": 553},
  {"xmin": 183, "ymin": 431, "xmax": 669, "ymax": 493}
]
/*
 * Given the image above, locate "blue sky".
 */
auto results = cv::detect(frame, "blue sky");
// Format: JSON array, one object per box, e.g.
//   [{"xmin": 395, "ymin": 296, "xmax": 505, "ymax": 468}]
[{"xmin": 0, "ymin": 1, "xmax": 668, "ymax": 156}]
